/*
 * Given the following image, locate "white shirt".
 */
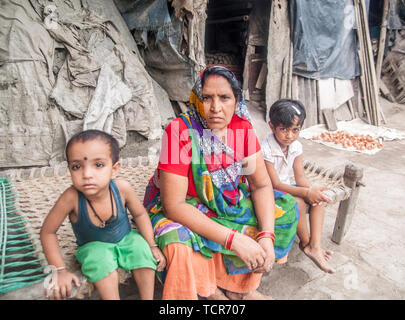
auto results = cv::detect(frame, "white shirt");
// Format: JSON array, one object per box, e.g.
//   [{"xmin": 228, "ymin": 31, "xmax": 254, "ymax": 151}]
[{"xmin": 260, "ymin": 132, "xmax": 303, "ymax": 185}]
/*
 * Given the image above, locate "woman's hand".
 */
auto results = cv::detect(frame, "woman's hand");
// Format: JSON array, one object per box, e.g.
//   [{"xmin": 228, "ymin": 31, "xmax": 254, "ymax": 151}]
[
  {"xmin": 46, "ymin": 269, "xmax": 80, "ymax": 300},
  {"xmin": 254, "ymin": 238, "xmax": 275, "ymax": 273},
  {"xmin": 230, "ymin": 232, "xmax": 267, "ymax": 271},
  {"xmin": 151, "ymin": 246, "xmax": 167, "ymax": 272},
  {"xmin": 306, "ymin": 186, "xmax": 331, "ymax": 206}
]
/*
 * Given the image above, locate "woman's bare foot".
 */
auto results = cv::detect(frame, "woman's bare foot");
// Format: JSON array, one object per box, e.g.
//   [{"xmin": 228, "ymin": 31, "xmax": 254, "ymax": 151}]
[
  {"xmin": 207, "ymin": 287, "xmax": 229, "ymax": 300},
  {"xmin": 300, "ymin": 243, "xmax": 335, "ymax": 273},
  {"xmin": 225, "ymin": 290, "xmax": 273, "ymax": 300}
]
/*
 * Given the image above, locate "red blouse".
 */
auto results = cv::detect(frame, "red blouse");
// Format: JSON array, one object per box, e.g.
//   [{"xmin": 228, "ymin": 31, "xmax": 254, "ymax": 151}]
[{"xmin": 157, "ymin": 114, "xmax": 261, "ymax": 197}]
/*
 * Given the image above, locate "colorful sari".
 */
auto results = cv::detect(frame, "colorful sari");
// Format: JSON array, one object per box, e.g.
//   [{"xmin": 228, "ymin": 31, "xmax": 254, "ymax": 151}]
[{"xmin": 144, "ymin": 68, "xmax": 299, "ymax": 275}]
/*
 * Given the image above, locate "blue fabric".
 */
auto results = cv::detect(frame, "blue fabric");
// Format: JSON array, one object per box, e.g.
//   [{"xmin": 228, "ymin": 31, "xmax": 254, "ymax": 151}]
[
  {"xmin": 121, "ymin": 0, "xmax": 171, "ymax": 31},
  {"xmin": 71, "ymin": 180, "xmax": 131, "ymax": 246}
]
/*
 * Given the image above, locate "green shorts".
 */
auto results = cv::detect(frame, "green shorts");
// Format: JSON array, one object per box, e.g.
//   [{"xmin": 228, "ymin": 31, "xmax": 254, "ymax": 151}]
[{"xmin": 76, "ymin": 230, "xmax": 157, "ymax": 283}]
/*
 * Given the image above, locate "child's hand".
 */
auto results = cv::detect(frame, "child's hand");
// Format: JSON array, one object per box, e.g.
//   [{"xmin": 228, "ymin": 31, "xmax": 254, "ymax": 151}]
[
  {"xmin": 46, "ymin": 269, "xmax": 80, "ymax": 300},
  {"xmin": 151, "ymin": 246, "xmax": 166, "ymax": 272},
  {"xmin": 306, "ymin": 186, "xmax": 332, "ymax": 206}
]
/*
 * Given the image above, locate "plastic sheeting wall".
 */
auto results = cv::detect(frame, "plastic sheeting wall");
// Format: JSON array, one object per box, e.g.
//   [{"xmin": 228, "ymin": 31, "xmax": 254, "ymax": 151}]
[
  {"xmin": 290, "ymin": 0, "xmax": 361, "ymax": 80},
  {"xmin": 0, "ymin": 0, "xmax": 175, "ymax": 168}
]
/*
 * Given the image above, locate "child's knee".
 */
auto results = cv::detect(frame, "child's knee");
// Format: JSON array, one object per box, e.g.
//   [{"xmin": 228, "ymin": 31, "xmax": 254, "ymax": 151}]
[{"xmin": 294, "ymin": 196, "xmax": 308, "ymax": 211}]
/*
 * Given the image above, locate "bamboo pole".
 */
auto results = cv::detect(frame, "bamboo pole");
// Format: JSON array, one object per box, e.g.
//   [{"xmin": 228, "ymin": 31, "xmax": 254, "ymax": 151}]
[
  {"xmin": 358, "ymin": 0, "xmax": 378, "ymax": 125},
  {"xmin": 375, "ymin": 0, "xmax": 389, "ymax": 84},
  {"xmin": 354, "ymin": 0, "xmax": 372, "ymax": 124},
  {"xmin": 354, "ymin": 0, "xmax": 386, "ymax": 125},
  {"xmin": 287, "ymin": 41, "xmax": 293, "ymax": 98},
  {"xmin": 359, "ymin": 0, "xmax": 386, "ymax": 125}
]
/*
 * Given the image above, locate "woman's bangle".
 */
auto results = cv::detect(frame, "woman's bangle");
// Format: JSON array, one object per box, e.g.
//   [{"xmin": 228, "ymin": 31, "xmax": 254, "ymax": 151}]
[
  {"xmin": 225, "ymin": 229, "xmax": 237, "ymax": 250},
  {"xmin": 56, "ymin": 266, "xmax": 66, "ymax": 271},
  {"xmin": 256, "ymin": 231, "xmax": 275, "ymax": 243},
  {"xmin": 149, "ymin": 243, "xmax": 159, "ymax": 248}
]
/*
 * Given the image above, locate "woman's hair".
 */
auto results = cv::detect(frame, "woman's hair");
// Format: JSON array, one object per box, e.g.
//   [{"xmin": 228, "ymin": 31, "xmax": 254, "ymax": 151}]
[
  {"xmin": 65, "ymin": 129, "xmax": 120, "ymax": 164},
  {"xmin": 269, "ymin": 99, "xmax": 306, "ymax": 128},
  {"xmin": 201, "ymin": 66, "xmax": 242, "ymax": 102}
]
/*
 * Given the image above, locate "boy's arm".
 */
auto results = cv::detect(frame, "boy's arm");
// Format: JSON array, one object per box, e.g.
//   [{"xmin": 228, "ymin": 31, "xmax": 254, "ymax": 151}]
[
  {"xmin": 292, "ymin": 155, "xmax": 331, "ymax": 205},
  {"xmin": 118, "ymin": 179, "xmax": 166, "ymax": 271},
  {"xmin": 118, "ymin": 180, "xmax": 157, "ymax": 246},
  {"xmin": 264, "ymin": 157, "xmax": 308, "ymax": 199},
  {"xmin": 292, "ymin": 154, "xmax": 311, "ymax": 188},
  {"xmin": 40, "ymin": 187, "xmax": 76, "ymax": 268},
  {"xmin": 40, "ymin": 187, "xmax": 80, "ymax": 298}
]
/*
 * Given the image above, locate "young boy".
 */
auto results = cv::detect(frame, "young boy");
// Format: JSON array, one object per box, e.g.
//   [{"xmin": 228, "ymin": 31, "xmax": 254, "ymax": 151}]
[
  {"xmin": 40, "ymin": 129, "xmax": 166, "ymax": 299},
  {"xmin": 261, "ymin": 99, "xmax": 335, "ymax": 273}
]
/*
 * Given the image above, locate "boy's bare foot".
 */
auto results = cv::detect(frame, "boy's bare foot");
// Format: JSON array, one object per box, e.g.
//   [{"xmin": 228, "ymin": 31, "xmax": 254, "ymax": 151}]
[
  {"xmin": 225, "ymin": 290, "xmax": 273, "ymax": 300},
  {"xmin": 207, "ymin": 287, "xmax": 229, "ymax": 300},
  {"xmin": 300, "ymin": 243, "xmax": 335, "ymax": 273}
]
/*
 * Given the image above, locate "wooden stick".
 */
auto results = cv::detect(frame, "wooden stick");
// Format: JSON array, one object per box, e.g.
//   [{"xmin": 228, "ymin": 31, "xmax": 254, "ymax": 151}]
[
  {"xmin": 255, "ymin": 62, "xmax": 267, "ymax": 90},
  {"xmin": 292, "ymin": 74, "xmax": 299, "ymax": 100},
  {"xmin": 280, "ymin": 56, "xmax": 288, "ymax": 98},
  {"xmin": 359, "ymin": 0, "xmax": 384, "ymax": 125},
  {"xmin": 347, "ymin": 98, "xmax": 356, "ymax": 119},
  {"xmin": 375, "ymin": 0, "xmax": 389, "ymax": 84},
  {"xmin": 354, "ymin": 1, "xmax": 372, "ymax": 124},
  {"xmin": 287, "ymin": 41, "xmax": 293, "ymax": 98},
  {"xmin": 242, "ymin": 44, "xmax": 255, "ymax": 94},
  {"xmin": 206, "ymin": 15, "xmax": 249, "ymax": 24},
  {"xmin": 358, "ymin": 0, "xmax": 377, "ymax": 125}
]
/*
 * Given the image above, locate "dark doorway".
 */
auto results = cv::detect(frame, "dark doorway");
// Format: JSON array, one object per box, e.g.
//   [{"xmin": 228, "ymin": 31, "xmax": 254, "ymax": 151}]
[
  {"xmin": 204, "ymin": 0, "xmax": 253, "ymax": 82},
  {"xmin": 204, "ymin": 0, "xmax": 270, "ymax": 104}
]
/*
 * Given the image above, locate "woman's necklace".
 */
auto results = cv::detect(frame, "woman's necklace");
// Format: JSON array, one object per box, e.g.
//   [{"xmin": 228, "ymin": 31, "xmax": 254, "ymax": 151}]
[{"xmin": 86, "ymin": 186, "xmax": 115, "ymax": 228}]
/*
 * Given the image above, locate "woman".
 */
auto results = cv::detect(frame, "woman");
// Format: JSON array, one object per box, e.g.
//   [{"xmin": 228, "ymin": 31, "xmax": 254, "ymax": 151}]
[{"xmin": 144, "ymin": 66, "xmax": 298, "ymax": 300}]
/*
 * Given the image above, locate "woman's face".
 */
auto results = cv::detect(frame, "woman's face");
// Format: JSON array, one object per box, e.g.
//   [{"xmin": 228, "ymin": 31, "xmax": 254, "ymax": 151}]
[{"xmin": 202, "ymin": 75, "xmax": 237, "ymax": 131}]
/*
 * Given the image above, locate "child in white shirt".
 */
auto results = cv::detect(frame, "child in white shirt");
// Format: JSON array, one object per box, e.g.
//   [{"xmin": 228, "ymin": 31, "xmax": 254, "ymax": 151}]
[{"xmin": 261, "ymin": 99, "xmax": 335, "ymax": 273}]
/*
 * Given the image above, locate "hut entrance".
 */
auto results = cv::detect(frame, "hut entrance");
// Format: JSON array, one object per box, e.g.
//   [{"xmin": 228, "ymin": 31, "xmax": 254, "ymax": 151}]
[
  {"xmin": 204, "ymin": 0, "xmax": 270, "ymax": 104},
  {"xmin": 204, "ymin": 0, "xmax": 253, "ymax": 83}
]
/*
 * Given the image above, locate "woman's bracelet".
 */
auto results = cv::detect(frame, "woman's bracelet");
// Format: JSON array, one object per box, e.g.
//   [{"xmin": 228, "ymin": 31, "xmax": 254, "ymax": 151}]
[
  {"xmin": 256, "ymin": 231, "xmax": 275, "ymax": 243},
  {"xmin": 149, "ymin": 243, "xmax": 159, "ymax": 248},
  {"xmin": 225, "ymin": 229, "xmax": 237, "ymax": 250},
  {"xmin": 56, "ymin": 266, "xmax": 66, "ymax": 271}
]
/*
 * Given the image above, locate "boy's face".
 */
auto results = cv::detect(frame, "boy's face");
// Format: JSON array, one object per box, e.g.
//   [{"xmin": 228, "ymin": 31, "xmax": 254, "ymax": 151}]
[
  {"xmin": 67, "ymin": 138, "xmax": 120, "ymax": 198},
  {"xmin": 269, "ymin": 116, "xmax": 301, "ymax": 150}
]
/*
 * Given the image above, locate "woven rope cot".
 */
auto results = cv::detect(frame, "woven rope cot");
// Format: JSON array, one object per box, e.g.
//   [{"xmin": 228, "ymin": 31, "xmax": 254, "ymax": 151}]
[
  {"xmin": 0, "ymin": 178, "xmax": 48, "ymax": 294},
  {"xmin": 302, "ymin": 160, "xmax": 364, "ymax": 244},
  {"xmin": 302, "ymin": 160, "xmax": 352, "ymax": 203},
  {"xmin": 0, "ymin": 157, "xmax": 362, "ymax": 299}
]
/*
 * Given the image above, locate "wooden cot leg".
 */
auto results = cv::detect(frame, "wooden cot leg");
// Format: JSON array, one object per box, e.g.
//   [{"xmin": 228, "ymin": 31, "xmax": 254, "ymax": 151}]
[{"xmin": 332, "ymin": 164, "xmax": 364, "ymax": 244}]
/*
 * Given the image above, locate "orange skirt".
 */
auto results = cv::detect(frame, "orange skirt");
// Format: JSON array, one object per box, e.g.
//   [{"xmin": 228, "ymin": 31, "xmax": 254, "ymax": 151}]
[{"xmin": 162, "ymin": 243, "xmax": 262, "ymax": 300}]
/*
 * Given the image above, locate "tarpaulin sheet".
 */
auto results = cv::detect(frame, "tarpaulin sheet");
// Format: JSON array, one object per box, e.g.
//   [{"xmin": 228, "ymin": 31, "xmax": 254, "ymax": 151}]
[
  {"xmin": 118, "ymin": 0, "xmax": 171, "ymax": 31},
  {"xmin": 0, "ymin": 0, "xmax": 173, "ymax": 168},
  {"xmin": 290, "ymin": 0, "xmax": 361, "ymax": 80},
  {"xmin": 115, "ymin": 0, "xmax": 199, "ymax": 101}
]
